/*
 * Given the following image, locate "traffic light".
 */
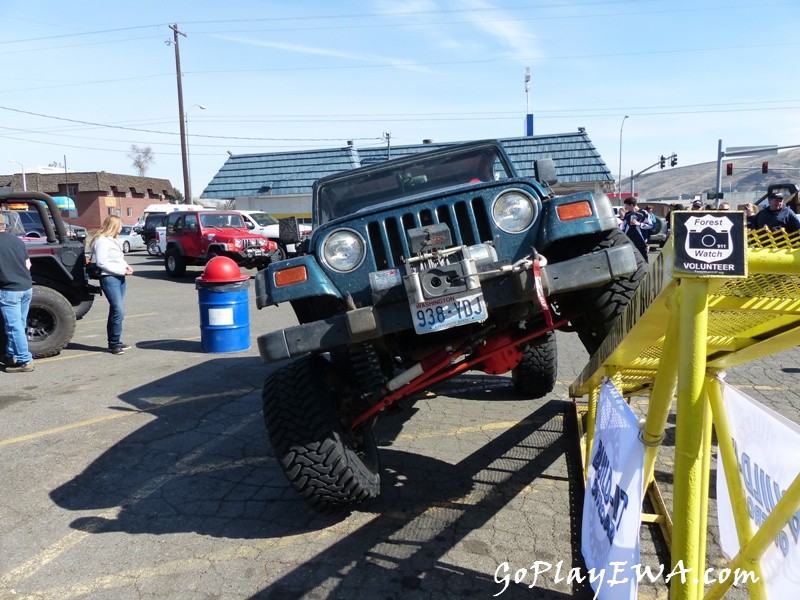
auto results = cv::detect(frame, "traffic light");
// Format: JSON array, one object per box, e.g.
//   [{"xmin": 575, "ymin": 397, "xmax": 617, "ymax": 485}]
[
  {"xmin": 659, "ymin": 155, "xmax": 666, "ymax": 169},
  {"xmin": 670, "ymin": 154, "xmax": 678, "ymax": 167},
  {"xmin": 726, "ymin": 163, "xmax": 733, "ymax": 176},
  {"xmin": 762, "ymin": 161, "xmax": 768, "ymax": 174}
]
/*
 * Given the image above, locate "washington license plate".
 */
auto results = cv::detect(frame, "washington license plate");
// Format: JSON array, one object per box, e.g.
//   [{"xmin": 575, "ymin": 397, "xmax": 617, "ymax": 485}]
[{"xmin": 411, "ymin": 291, "xmax": 487, "ymax": 334}]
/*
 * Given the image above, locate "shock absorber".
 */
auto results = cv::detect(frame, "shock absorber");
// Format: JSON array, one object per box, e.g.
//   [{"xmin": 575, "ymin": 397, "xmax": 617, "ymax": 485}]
[{"xmin": 349, "ymin": 343, "xmax": 385, "ymax": 397}]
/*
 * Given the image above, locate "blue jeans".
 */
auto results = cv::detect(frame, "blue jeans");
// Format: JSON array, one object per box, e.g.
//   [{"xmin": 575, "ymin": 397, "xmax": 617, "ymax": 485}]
[
  {"xmin": 99, "ymin": 275, "xmax": 126, "ymax": 348},
  {"xmin": 0, "ymin": 288, "xmax": 33, "ymax": 364}
]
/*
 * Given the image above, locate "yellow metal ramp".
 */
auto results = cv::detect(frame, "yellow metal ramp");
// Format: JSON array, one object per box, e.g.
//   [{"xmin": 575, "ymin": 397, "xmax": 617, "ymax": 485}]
[{"xmin": 570, "ymin": 226, "xmax": 800, "ymax": 600}]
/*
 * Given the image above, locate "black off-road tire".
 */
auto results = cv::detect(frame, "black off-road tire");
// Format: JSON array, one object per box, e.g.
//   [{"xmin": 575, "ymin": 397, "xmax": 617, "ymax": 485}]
[
  {"xmin": 558, "ymin": 228, "xmax": 647, "ymax": 355},
  {"xmin": 262, "ymin": 353, "xmax": 380, "ymax": 512},
  {"xmin": 512, "ymin": 330, "xmax": 558, "ymax": 398},
  {"xmin": 164, "ymin": 248, "xmax": 187, "ymax": 278},
  {"xmin": 27, "ymin": 285, "xmax": 76, "ymax": 358},
  {"xmin": 147, "ymin": 239, "xmax": 160, "ymax": 256},
  {"xmin": 73, "ymin": 297, "xmax": 94, "ymax": 320}
]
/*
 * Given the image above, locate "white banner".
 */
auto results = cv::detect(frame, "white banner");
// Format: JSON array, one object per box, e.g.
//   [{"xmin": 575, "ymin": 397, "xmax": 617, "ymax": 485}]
[
  {"xmin": 581, "ymin": 379, "xmax": 644, "ymax": 600},
  {"xmin": 716, "ymin": 381, "xmax": 800, "ymax": 596}
]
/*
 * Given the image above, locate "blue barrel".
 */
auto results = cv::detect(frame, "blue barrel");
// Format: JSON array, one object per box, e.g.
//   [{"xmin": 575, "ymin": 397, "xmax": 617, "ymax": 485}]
[{"xmin": 195, "ymin": 256, "xmax": 252, "ymax": 353}]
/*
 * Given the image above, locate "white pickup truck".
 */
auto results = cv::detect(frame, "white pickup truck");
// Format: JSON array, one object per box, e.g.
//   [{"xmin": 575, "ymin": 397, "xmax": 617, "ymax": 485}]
[{"xmin": 154, "ymin": 226, "xmax": 167, "ymax": 255}]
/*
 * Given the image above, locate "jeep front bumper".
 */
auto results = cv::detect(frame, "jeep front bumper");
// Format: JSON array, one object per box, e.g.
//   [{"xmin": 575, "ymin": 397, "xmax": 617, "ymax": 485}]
[{"xmin": 257, "ymin": 244, "xmax": 637, "ymax": 364}]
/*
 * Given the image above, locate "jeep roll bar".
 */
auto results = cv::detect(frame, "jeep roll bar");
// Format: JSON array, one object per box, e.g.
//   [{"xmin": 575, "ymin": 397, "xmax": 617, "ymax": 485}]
[{"xmin": 0, "ymin": 188, "xmax": 69, "ymax": 244}]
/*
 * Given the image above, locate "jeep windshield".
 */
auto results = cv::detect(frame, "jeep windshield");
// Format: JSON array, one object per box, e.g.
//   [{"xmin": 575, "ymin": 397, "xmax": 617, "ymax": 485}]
[
  {"xmin": 315, "ymin": 144, "xmax": 514, "ymax": 224},
  {"xmin": 200, "ymin": 213, "xmax": 247, "ymax": 229}
]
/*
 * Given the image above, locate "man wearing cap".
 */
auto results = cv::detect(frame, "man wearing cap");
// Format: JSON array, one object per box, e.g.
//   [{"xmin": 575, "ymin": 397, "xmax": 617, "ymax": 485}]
[
  {"xmin": 691, "ymin": 200, "xmax": 703, "ymax": 210},
  {"xmin": 0, "ymin": 212, "xmax": 35, "ymax": 373},
  {"xmin": 753, "ymin": 191, "xmax": 800, "ymax": 233}
]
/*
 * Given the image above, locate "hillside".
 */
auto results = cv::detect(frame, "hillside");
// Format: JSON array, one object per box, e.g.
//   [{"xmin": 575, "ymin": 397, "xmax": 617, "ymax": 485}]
[{"xmin": 622, "ymin": 147, "xmax": 800, "ymax": 202}]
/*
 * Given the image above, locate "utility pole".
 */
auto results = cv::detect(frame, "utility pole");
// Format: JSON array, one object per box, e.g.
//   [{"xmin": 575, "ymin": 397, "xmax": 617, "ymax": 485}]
[
  {"xmin": 383, "ymin": 132, "xmax": 391, "ymax": 159},
  {"xmin": 524, "ymin": 67, "xmax": 533, "ymax": 136},
  {"xmin": 169, "ymin": 23, "xmax": 191, "ymax": 204},
  {"xmin": 618, "ymin": 115, "xmax": 629, "ymax": 194}
]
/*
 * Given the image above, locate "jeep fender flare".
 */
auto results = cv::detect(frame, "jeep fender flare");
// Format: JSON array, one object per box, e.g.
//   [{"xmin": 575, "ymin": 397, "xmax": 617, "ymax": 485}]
[
  {"xmin": 29, "ymin": 253, "xmax": 79, "ymax": 282},
  {"xmin": 165, "ymin": 241, "xmax": 186, "ymax": 255},
  {"xmin": 254, "ymin": 255, "xmax": 342, "ymax": 309},
  {"xmin": 536, "ymin": 191, "xmax": 619, "ymax": 250},
  {"xmin": 205, "ymin": 244, "xmax": 228, "ymax": 257}
]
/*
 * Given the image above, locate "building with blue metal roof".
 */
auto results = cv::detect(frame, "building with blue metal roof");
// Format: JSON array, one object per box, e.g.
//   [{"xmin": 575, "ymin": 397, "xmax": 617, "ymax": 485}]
[{"xmin": 200, "ymin": 131, "xmax": 613, "ymax": 218}]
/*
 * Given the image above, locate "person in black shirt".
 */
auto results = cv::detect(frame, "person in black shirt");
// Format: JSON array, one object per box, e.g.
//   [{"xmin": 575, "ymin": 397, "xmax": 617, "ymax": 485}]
[
  {"xmin": 752, "ymin": 191, "xmax": 800, "ymax": 233},
  {"xmin": 621, "ymin": 198, "xmax": 649, "ymax": 262},
  {"xmin": 0, "ymin": 212, "xmax": 34, "ymax": 372}
]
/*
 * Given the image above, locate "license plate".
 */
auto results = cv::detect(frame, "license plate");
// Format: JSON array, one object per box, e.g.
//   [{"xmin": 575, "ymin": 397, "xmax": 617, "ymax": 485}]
[{"xmin": 411, "ymin": 291, "xmax": 487, "ymax": 334}]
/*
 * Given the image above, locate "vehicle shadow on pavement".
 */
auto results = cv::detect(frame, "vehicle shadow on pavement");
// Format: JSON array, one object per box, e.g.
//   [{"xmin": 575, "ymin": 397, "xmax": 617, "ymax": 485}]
[
  {"xmin": 135, "ymin": 338, "xmax": 203, "ymax": 353},
  {"xmin": 252, "ymin": 398, "xmax": 593, "ymax": 599},
  {"xmin": 64, "ymin": 342, "xmax": 115, "ymax": 353},
  {"xmin": 49, "ymin": 357, "xmax": 350, "ymax": 536},
  {"xmin": 48, "ymin": 358, "xmax": 591, "ymax": 598},
  {"xmin": 432, "ymin": 372, "xmax": 533, "ymax": 401},
  {"xmin": 68, "ymin": 339, "xmax": 206, "ymax": 353}
]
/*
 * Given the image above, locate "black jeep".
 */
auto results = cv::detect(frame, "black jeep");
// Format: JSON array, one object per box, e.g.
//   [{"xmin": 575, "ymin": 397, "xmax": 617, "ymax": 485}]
[
  {"xmin": 255, "ymin": 141, "xmax": 646, "ymax": 511},
  {"xmin": 141, "ymin": 212, "xmax": 168, "ymax": 255},
  {"xmin": 0, "ymin": 189, "xmax": 99, "ymax": 357}
]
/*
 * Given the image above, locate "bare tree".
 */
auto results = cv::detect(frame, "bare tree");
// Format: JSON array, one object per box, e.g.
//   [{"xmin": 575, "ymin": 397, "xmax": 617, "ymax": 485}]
[{"xmin": 128, "ymin": 145, "xmax": 155, "ymax": 176}]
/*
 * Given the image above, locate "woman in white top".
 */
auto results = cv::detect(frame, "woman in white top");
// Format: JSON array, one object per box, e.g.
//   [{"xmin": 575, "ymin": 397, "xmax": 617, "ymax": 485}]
[{"xmin": 90, "ymin": 216, "xmax": 134, "ymax": 354}]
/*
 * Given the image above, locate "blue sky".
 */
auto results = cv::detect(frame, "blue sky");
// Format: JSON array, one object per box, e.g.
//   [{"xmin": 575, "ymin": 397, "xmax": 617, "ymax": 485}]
[{"xmin": 2, "ymin": 0, "xmax": 798, "ymax": 199}]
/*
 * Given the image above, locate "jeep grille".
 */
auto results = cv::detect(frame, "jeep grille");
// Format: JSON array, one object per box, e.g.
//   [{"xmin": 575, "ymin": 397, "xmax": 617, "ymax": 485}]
[
  {"xmin": 242, "ymin": 238, "xmax": 263, "ymax": 248},
  {"xmin": 366, "ymin": 197, "xmax": 492, "ymax": 269}
]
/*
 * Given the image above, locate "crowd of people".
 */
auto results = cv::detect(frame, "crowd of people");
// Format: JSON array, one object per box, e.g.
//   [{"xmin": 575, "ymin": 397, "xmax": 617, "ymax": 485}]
[{"xmin": 617, "ymin": 190, "xmax": 800, "ymax": 261}]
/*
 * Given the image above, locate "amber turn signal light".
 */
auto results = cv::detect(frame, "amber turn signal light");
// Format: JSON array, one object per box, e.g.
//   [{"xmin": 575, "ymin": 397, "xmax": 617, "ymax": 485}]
[
  {"xmin": 556, "ymin": 201, "xmax": 592, "ymax": 221},
  {"xmin": 274, "ymin": 266, "xmax": 308, "ymax": 287}
]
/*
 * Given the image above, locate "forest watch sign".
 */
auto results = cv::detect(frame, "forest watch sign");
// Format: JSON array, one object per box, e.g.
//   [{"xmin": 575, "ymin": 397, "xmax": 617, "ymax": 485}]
[{"xmin": 672, "ymin": 210, "xmax": 746, "ymax": 277}]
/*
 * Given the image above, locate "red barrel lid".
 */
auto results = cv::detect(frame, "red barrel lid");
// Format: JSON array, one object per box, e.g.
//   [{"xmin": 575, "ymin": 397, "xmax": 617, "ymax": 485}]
[{"xmin": 196, "ymin": 256, "xmax": 250, "ymax": 283}]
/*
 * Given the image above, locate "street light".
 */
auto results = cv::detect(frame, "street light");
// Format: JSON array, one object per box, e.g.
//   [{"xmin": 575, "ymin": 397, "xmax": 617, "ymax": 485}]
[
  {"xmin": 618, "ymin": 115, "xmax": 629, "ymax": 195},
  {"xmin": 8, "ymin": 160, "xmax": 26, "ymax": 191},
  {"xmin": 185, "ymin": 104, "xmax": 206, "ymax": 204}
]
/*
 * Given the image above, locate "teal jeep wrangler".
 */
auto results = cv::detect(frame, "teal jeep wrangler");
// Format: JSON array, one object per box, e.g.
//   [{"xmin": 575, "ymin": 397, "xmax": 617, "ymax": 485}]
[{"xmin": 255, "ymin": 140, "xmax": 645, "ymax": 511}]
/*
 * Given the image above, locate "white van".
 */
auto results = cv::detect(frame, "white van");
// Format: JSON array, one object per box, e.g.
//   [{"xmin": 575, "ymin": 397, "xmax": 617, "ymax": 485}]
[
  {"xmin": 236, "ymin": 210, "xmax": 312, "ymax": 259},
  {"xmin": 134, "ymin": 203, "xmax": 208, "ymax": 230}
]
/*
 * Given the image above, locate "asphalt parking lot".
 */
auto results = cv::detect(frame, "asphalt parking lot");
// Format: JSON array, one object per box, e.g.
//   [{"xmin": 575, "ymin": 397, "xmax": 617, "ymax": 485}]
[{"xmin": 1, "ymin": 250, "xmax": 798, "ymax": 599}]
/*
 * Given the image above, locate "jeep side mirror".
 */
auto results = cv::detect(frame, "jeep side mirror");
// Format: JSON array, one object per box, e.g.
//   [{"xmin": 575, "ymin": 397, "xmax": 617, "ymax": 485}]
[
  {"xmin": 534, "ymin": 158, "xmax": 557, "ymax": 186},
  {"xmin": 279, "ymin": 217, "xmax": 301, "ymax": 244}
]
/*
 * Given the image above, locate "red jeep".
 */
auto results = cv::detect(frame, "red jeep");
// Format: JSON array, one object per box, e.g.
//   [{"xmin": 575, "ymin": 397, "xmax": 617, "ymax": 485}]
[{"xmin": 163, "ymin": 210, "xmax": 279, "ymax": 278}]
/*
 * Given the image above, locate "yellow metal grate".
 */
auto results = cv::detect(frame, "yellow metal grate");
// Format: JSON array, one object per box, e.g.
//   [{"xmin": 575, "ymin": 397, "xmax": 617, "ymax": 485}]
[{"xmin": 571, "ymin": 229, "xmax": 800, "ymax": 397}]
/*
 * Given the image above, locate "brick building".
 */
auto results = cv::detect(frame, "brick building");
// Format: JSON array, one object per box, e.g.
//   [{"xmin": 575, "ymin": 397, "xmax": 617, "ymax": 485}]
[{"xmin": 2, "ymin": 171, "xmax": 176, "ymax": 230}]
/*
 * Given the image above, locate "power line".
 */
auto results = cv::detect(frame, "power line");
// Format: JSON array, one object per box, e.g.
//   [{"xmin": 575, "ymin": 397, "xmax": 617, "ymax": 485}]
[{"xmin": 0, "ymin": 105, "xmax": 383, "ymax": 141}]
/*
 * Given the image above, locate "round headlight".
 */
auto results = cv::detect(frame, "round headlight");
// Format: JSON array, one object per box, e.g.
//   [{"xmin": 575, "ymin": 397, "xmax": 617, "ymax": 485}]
[
  {"xmin": 492, "ymin": 190, "xmax": 536, "ymax": 233},
  {"xmin": 322, "ymin": 229, "xmax": 366, "ymax": 272}
]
